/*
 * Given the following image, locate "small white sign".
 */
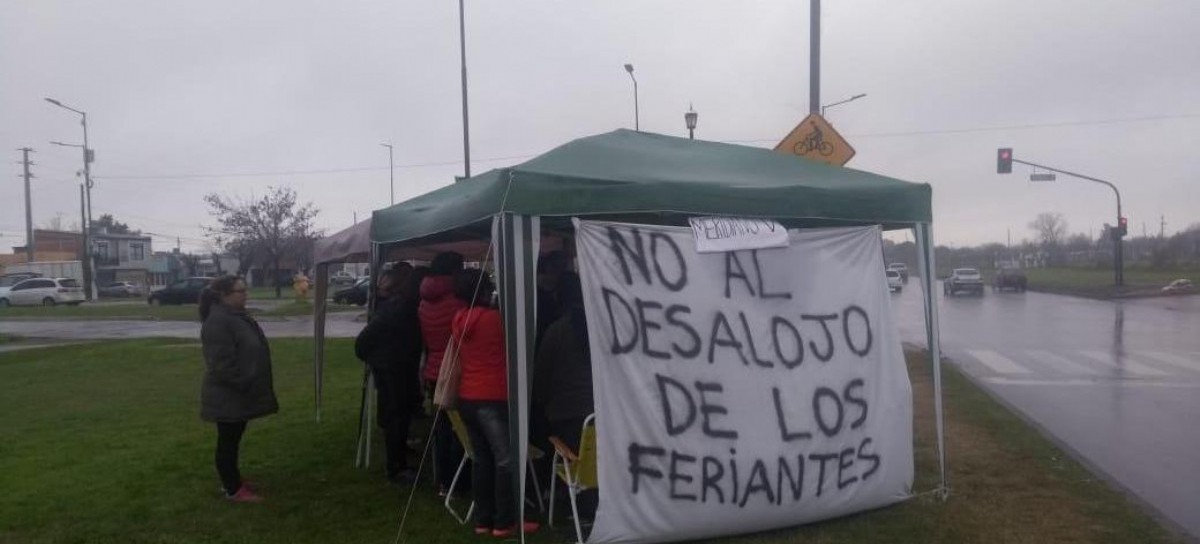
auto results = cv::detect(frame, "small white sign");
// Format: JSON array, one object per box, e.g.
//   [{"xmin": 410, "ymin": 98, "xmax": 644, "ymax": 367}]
[{"xmin": 689, "ymin": 216, "xmax": 790, "ymax": 254}]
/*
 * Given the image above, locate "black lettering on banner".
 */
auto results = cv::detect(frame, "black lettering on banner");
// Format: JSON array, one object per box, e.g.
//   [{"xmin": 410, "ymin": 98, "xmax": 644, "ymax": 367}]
[
  {"xmin": 723, "ymin": 252, "xmax": 756, "ymax": 299},
  {"xmin": 629, "ymin": 443, "xmax": 666, "ymax": 494},
  {"xmin": 836, "ymin": 447, "xmax": 859, "ymax": 490},
  {"xmin": 602, "ymin": 288, "xmax": 639, "ymax": 354},
  {"xmin": 729, "ymin": 448, "xmax": 740, "ymax": 502},
  {"xmin": 656, "ymin": 375, "xmax": 697, "ymax": 435},
  {"xmin": 857, "ymin": 437, "xmax": 881, "ymax": 481},
  {"xmin": 808, "ymin": 452, "xmax": 839, "ymax": 497},
  {"xmin": 665, "ymin": 305, "xmax": 702, "ymax": 358},
  {"xmin": 650, "ymin": 232, "xmax": 688, "ymax": 292},
  {"xmin": 707, "ymin": 311, "xmax": 748, "ymax": 365},
  {"xmin": 608, "ymin": 226, "xmax": 652, "ymax": 286},
  {"xmin": 776, "ymin": 455, "xmax": 805, "ymax": 504},
  {"xmin": 751, "ymin": 250, "xmax": 792, "ymax": 300},
  {"xmin": 842, "ymin": 304, "xmax": 873, "ymax": 357},
  {"xmin": 801, "ymin": 314, "xmax": 838, "ymax": 362},
  {"xmin": 701, "ymin": 456, "xmax": 726, "ymax": 504},
  {"xmin": 738, "ymin": 312, "xmax": 774, "ymax": 368},
  {"xmin": 812, "ymin": 387, "xmax": 844, "ymax": 437},
  {"xmin": 635, "ymin": 299, "xmax": 671, "ymax": 360},
  {"xmin": 695, "ymin": 381, "xmax": 739, "ymax": 439},
  {"xmin": 669, "ymin": 450, "xmax": 698, "ymax": 501},
  {"xmin": 772, "ymin": 387, "xmax": 813, "ymax": 442},
  {"xmin": 771, "ymin": 316, "xmax": 804, "ymax": 369},
  {"xmin": 844, "ymin": 379, "xmax": 868, "ymax": 430},
  {"xmin": 738, "ymin": 459, "xmax": 776, "ymax": 507}
]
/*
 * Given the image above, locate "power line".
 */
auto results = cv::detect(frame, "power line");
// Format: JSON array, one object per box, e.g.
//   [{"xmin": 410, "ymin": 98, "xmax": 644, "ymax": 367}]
[
  {"xmin": 94, "ymin": 153, "xmax": 538, "ymax": 182},
  {"xmin": 725, "ymin": 112, "xmax": 1200, "ymax": 144},
  {"xmin": 69, "ymin": 112, "xmax": 1200, "ymax": 182}
]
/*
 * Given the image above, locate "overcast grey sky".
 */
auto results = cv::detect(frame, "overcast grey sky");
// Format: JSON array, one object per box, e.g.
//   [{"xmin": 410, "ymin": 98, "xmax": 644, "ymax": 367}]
[{"xmin": 3, "ymin": 0, "xmax": 1197, "ymax": 254}]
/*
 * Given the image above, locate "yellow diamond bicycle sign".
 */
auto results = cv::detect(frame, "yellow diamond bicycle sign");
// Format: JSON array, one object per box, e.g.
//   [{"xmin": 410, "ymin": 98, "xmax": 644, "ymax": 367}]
[{"xmin": 773, "ymin": 113, "xmax": 855, "ymax": 166}]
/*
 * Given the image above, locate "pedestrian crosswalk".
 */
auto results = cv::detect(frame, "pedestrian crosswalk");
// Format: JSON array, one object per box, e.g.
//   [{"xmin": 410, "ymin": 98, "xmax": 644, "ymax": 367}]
[{"xmin": 954, "ymin": 348, "xmax": 1200, "ymax": 381}]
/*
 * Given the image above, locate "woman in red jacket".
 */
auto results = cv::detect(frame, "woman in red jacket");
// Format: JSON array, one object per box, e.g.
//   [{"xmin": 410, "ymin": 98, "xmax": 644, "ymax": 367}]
[{"xmin": 452, "ymin": 269, "xmax": 539, "ymax": 537}]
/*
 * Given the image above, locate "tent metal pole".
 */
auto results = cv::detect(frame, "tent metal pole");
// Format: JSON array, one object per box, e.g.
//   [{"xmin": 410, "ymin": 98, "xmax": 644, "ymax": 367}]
[
  {"xmin": 915, "ymin": 222, "xmax": 948, "ymax": 498},
  {"xmin": 314, "ymin": 262, "xmax": 330, "ymax": 422},
  {"xmin": 494, "ymin": 213, "xmax": 540, "ymax": 543}
]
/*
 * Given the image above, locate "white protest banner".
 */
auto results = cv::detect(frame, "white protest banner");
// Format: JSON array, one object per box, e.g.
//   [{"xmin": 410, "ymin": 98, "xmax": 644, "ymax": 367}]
[
  {"xmin": 575, "ymin": 220, "xmax": 913, "ymax": 544},
  {"xmin": 688, "ymin": 216, "xmax": 789, "ymax": 254}
]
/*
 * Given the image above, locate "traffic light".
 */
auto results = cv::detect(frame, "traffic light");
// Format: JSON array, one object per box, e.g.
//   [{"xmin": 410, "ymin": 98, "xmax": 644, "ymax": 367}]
[
  {"xmin": 997, "ymin": 148, "xmax": 1013, "ymax": 174},
  {"xmin": 1117, "ymin": 216, "xmax": 1128, "ymax": 237}
]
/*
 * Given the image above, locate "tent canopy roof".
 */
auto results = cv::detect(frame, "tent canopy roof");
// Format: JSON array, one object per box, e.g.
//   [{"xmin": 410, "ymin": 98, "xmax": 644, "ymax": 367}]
[
  {"xmin": 313, "ymin": 218, "xmax": 371, "ymax": 265},
  {"xmin": 371, "ymin": 129, "xmax": 931, "ymax": 247}
]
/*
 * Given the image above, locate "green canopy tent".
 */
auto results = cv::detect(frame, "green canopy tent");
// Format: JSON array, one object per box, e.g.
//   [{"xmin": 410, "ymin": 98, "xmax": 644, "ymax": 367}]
[{"xmin": 360, "ymin": 129, "xmax": 945, "ymax": 540}]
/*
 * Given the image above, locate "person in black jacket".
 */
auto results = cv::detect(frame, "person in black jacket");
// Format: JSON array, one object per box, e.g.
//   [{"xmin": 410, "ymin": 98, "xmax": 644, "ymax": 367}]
[
  {"xmin": 355, "ymin": 265, "xmax": 428, "ymax": 484},
  {"xmin": 533, "ymin": 272, "xmax": 594, "ymax": 449},
  {"xmin": 199, "ymin": 275, "xmax": 279, "ymax": 503}
]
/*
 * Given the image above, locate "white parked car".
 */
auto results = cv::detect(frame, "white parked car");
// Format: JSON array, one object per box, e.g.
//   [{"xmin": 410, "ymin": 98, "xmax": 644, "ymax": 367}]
[
  {"xmin": 0, "ymin": 277, "xmax": 85, "ymax": 307},
  {"xmin": 885, "ymin": 270, "xmax": 903, "ymax": 292}
]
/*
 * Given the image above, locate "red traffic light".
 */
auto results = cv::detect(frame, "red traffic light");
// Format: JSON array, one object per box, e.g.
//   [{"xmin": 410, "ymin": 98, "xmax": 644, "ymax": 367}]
[
  {"xmin": 997, "ymin": 148, "xmax": 1013, "ymax": 174},
  {"xmin": 1118, "ymin": 216, "xmax": 1127, "ymax": 227}
]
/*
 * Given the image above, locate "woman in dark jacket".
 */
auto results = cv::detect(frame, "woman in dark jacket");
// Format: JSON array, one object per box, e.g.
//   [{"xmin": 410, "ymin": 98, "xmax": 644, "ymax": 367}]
[
  {"xmin": 199, "ymin": 275, "xmax": 278, "ymax": 503},
  {"xmin": 355, "ymin": 266, "xmax": 427, "ymax": 484}
]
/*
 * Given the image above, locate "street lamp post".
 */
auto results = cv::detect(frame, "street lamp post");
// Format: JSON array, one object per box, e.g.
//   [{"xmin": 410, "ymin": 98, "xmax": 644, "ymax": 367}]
[
  {"xmin": 45, "ymin": 97, "xmax": 96, "ymax": 300},
  {"xmin": 821, "ymin": 93, "xmax": 867, "ymax": 117},
  {"xmin": 380, "ymin": 143, "xmax": 394, "ymax": 205},
  {"xmin": 684, "ymin": 104, "xmax": 698, "ymax": 140},
  {"xmin": 624, "ymin": 63, "xmax": 639, "ymax": 131}
]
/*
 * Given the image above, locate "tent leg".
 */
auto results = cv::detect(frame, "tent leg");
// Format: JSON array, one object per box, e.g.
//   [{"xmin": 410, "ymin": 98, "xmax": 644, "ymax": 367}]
[
  {"xmin": 313, "ymin": 262, "xmax": 329, "ymax": 422},
  {"xmin": 494, "ymin": 213, "xmax": 540, "ymax": 542},
  {"xmin": 915, "ymin": 222, "xmax": 948, "ymax": 499}
]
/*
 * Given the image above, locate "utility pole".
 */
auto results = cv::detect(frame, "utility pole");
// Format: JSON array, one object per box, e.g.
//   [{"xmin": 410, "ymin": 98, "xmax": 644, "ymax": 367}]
[
  {"xmin": 79, "ymin": 185, "xmax": 86, "ymax": 267},
  {"xmin": 809, "ymin": 0, "xmax": 821, "ymax": 114},
  {"xmin": 1160, "ymin": 215, "xmax": 1166, "ymax": 238},
  {"xmin": 458, "ymin": 0, "xmax": 471, "ymax": 179},
  {"xmin": 19, "ymin": 148, "xmax": 35, "ymax": 262}
]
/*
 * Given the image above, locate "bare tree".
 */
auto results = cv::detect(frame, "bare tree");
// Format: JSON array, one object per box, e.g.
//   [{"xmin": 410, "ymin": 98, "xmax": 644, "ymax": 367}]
[
  {"xmin": 205, "ymin": 186, "xmax": 321, "ymax": 298},
  {"xmin": 1029, "ymin": 212, "xmax": 1068, "ymax": 248}
]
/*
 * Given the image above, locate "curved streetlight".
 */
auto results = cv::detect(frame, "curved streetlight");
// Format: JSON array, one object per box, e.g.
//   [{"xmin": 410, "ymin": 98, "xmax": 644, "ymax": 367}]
[
  {"xmin": 684, "ymin": 104, "xmax": 698, "ymax": 140},
  {"xmin": 821, "ymin": 93, "xmax": 867, "ymax": 117},
  {"xmin": 45, "ymin": 97, "xmax": 96, "ymax": 300},
  {"xmin": 624, "ymin": 63, "xmax": 639, "ymax": 131}
]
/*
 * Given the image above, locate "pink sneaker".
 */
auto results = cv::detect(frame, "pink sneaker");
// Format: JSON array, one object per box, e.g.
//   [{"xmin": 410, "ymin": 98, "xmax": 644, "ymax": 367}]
[
  {"xmin": 226, "ymin": 485, "xmax": 264, "ymax": 503},
  {"xmin": 491, "ymin": 521, "xmax": 539, "ymax": 537}
]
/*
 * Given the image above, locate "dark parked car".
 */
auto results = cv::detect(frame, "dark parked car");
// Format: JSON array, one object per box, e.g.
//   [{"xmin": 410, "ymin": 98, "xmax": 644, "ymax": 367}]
[
  {"xmin": 993, "ymin": 267, "xmax": 1027, "ymax": 292},
  {"xmin": 148, "ymin": 277, "xmax": 212, "ymax": 305},
  {"xmin": 332, "ymin": 277, "xmax": 369, "ymax": 306}
]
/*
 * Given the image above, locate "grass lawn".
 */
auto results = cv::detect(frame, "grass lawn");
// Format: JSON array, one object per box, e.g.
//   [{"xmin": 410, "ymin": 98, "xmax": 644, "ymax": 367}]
[
  {"xmin": 1022, "ymin": 266, "xmax": 1198, "ymax": 299},
  {"xmin": 0, "ymin": 341, "xmax": 1180, "ymax": 543}
]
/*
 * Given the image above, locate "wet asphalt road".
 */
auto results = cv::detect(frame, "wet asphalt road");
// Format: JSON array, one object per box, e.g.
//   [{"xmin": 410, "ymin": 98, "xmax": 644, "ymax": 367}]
[
  {"xmin": 0, "ymin": 310, "xmax": 366, "ymax": 341},
  {"xmin": 890, "ymin": 282, "xmax": 1200, "ymax": 540}
]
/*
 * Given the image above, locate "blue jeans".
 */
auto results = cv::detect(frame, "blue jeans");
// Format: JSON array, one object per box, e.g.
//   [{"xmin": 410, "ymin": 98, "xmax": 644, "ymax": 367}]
[{"xmin": 458, "ymin": 400, "xmax": 514, "ymax": 529}]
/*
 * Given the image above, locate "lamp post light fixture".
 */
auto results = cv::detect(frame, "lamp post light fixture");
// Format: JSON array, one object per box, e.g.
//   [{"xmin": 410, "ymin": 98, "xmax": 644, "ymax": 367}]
[
  {"xmin": 820, "ymin": 93, "xmax": 867, "ymax": 117},
  {"xmin": 45, "ymin": 97, "xmax": 96, "ymax": 300},
  {"xmin": 684, "ymin": 104, "xmax": 698, "ymax": 140},
  {"xmin": 380, "ymin": 143, "xmax": 394, "ymax": 204},
  {"xmin": 624, "ymin": 63, "xmax": 639, "ymax": 131}
]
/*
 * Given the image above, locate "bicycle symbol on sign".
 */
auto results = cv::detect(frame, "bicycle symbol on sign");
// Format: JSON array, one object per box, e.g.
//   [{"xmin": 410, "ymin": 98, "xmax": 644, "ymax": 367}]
[{"xmin": 792, "ymin": 121, "xmax": 835, "ymax": 157}]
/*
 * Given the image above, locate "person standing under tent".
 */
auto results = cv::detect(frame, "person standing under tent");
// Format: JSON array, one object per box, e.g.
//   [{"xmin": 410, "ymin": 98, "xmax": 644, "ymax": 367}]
[
  {"xmin": 199, "ymin": 275, "xmax": 279, "ymax": 503},
  {"xmin": 533, "ymin": 272, "xmax": 598, "ymax": 525},
  {"xmin": 355, "ymin": 265, "xmax": 426, "ymax": 485},
  {"xmin": 418, "ymin": 252, "xmax": 468, "ymax": 496},
  {"xmin": 452, "ymin": 269, "xmax": 541, "ymax": 538}
]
